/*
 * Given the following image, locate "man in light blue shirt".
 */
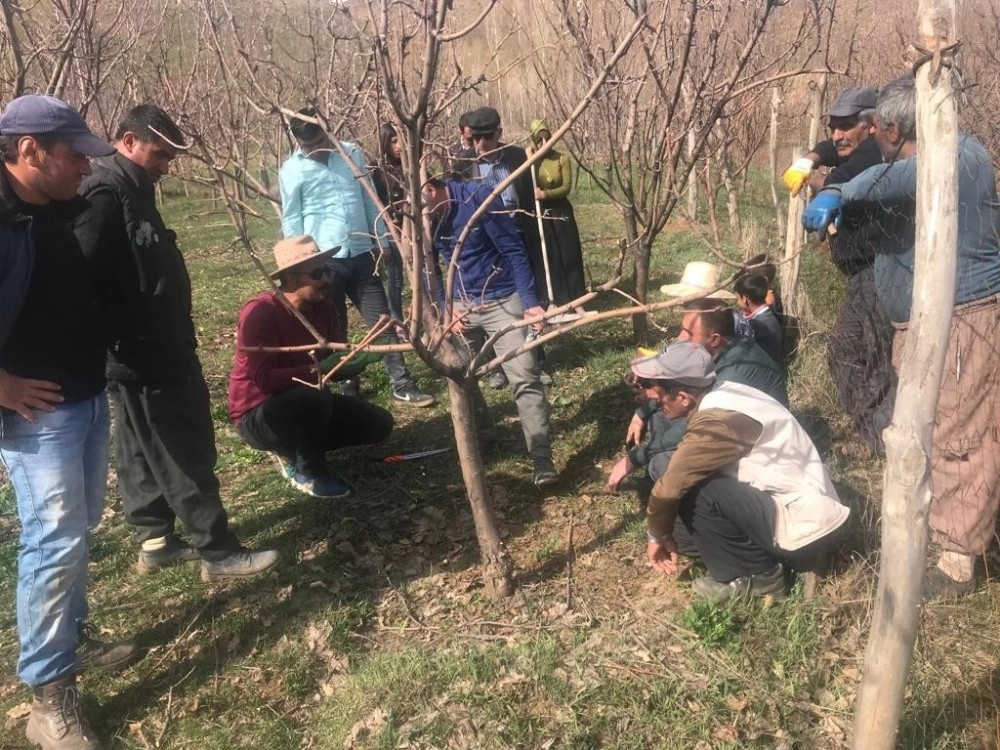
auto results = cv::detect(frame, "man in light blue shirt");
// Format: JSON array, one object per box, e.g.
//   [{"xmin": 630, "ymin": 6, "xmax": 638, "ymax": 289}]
[{"xmin": 279, "ymin": 108, "xmax": 433, "ymax": 406}]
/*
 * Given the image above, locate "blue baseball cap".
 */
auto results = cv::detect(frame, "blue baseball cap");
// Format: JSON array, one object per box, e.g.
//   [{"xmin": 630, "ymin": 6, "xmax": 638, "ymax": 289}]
[{"xmin": 0, "ymin": 95, "xmax": 114, "ymax": 157}]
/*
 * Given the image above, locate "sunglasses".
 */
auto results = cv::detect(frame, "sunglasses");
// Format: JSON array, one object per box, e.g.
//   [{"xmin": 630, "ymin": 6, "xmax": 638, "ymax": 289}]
[
  {"xmin": 471, "ymin": 132, "xmax": 496, "ymax": 142},
  {"xmin": 303, "ymin": 267, "xmax": 330, "ymax": 280}
]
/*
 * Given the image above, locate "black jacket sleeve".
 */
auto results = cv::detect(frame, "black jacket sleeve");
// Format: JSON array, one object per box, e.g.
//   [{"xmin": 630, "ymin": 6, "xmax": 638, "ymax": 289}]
[{"xmin": 73, "ymin": 188, "xmax": 132, "ymax": 345}]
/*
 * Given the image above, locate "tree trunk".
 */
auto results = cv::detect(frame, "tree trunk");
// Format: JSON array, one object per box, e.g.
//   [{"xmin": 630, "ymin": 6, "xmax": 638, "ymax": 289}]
[
  {"xmin": 808, "ymin": 73, "xmax": 827, "ymax": 152},
  {"xmin": 446, "ymin": 379, "xmax": 515, "ymax": 598},
  {"xmin": 780, "ymin": 147, "xmax": 807, "ymax": 321},
  {"xmin": 625, "ymin": 211, "xmax": 651, "ymax": 344},
  {"xmin": 852, "ymin": 3, "xmax": 959, "ymax": 746},
  {"xmin": 769, "ymin": 86, "xmax": 786, "ymax": 238}
]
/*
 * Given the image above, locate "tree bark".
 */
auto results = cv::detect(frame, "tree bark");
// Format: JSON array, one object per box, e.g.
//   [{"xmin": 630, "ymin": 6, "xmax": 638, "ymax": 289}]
[
  {"xmin": 807, "ymin": 73, "xmax": 827, "ymax": 152},
  {"xmin": 769, "ymin": 86, "xmax": 786, "ymax": 238},
  {"xmin": 780, "ymin": 147, "xmax": 806, "ymax": 321},
  {"xmin": 446, "ymin": 379, "xmax": 514, "ymax": 598},
  {"xmin": 851, "ymin": 2, "xmax": 959, "ymax": 746},
  {"xmin": 625, "ymin": 211, "xmax": 650, "ymax": 344}
]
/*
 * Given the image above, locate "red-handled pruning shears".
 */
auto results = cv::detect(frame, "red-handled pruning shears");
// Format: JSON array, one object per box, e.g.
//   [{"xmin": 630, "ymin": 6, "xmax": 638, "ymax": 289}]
[{"xmin": 369, "ymin": 447, "xmax": 450, "ymax": 464}]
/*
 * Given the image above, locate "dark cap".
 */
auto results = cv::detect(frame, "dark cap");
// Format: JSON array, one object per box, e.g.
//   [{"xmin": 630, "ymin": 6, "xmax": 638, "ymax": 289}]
[
  {"xmin": 630, "ymin": 342, "xmax": 716, "ymax": 388},
  {"xmin": 826, "ymin": 87, "xmax": 878, "ymax": 118},
  {"xmin": 466, "ymin": 106, "xmax": 501, "ymax": 135},
  {"xmin": 0, "ymin": 95, "xmax": 114, "ymax": 157}
]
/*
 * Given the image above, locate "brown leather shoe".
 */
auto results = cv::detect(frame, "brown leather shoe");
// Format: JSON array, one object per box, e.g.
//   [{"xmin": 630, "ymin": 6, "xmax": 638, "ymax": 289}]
[
  {"xmin": 76, "ymin": 623, "xmax": 140, "ymax": 674},
  {"xmin": 26, "ymin": 675, "xmax": 101, "ymax": 749}
]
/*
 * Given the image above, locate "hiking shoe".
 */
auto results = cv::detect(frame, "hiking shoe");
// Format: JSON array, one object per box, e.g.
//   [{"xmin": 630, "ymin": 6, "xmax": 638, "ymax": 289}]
[
  {"xmin": 392, "ymin": 384, "xmax": 435, "ymax": 407},
  {"xmin": 539, "ymin": 370, "xmax": 554, "ymax": 387},
  {"xmin": 488, "ymin": 370, "xmax": 508, "ymax": 390},
  {"xmin": 269, "ymin": 452, "xmax": 296, "ymax": 481},
  {"xmin": 691, "ymin": 563, "xmax": 788, "ymax": 603},
  {"xmin": 201, "ymin": 548, "xmax": 279, "ymax": 582},
  {"xmin": 923, "ymin": 566, "xmax": 976, "ymax": 602},
  {"xmin": 340, "ymin": 378, "xmax": 361, "ymax": 398},
  {"xmin": 76, "ymin": 624, "xmax": 140, "ymax": 674},
  {"xmin": 26, "ymin": 675, "xmax": 101, "ymax": 750},
  {"xmin": 533, "ymin": 457, "xmax": 558, "ymax": 488},
  {"xmin": 135, "ymin": 534, "xmax": 200, "ymax": 575},
  {"xmin": 290, "ymin": 471, "xmax": 352, "ymax": 499}
]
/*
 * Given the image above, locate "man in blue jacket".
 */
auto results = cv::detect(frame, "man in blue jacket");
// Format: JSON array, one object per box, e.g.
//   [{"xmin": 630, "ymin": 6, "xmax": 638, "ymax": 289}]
[
  {"xmin": 0, "ymin": 94, "xmax": 132, "ymax": 750},
  {"xmin": 279, "ymin": 108, "xmax": 433, "ymax": 407},
  {"xmin": 423, "ymin": 178, "xmax": 557, "ymax": 486}
]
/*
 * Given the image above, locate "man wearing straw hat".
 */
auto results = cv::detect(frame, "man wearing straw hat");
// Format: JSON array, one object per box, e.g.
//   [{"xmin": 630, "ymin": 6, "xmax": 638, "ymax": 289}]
[
  {"xmin": 229, "ymin": 236, "xmax": 394, "ymax": 499},
  {"xmin": 75, "ymin": 104, "xmax": 278, "ymax": 585}
]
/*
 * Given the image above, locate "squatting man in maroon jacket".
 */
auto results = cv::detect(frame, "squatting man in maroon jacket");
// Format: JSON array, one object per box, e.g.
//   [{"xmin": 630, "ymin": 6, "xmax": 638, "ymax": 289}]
[{"xmin": 228, "ymin": 236, "xmax": 394, "ymax": 499}]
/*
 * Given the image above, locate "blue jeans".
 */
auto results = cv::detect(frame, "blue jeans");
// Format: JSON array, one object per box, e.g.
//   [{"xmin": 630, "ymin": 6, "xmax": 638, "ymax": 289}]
[
  {"xmin": 327, "ymin": 252, "xmax": 414, "ymax": 391},
  {"xmin": 0, "ymin": 394, "xmax": 110, "ymax": 687},
  {"xmin": 384, "ymin": 243, "xmax": 405, "ymax": 325}
]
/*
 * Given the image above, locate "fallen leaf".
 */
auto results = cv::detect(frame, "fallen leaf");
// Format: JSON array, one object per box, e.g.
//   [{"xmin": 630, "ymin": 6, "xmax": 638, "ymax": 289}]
[{"xmin": 344, "ymin": 707, "xmax": 387, "ymax": 748}]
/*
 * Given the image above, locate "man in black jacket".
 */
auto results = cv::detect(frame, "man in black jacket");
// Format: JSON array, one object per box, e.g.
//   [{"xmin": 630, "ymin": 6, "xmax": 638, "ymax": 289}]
[
  {"xmin": 782, "ymin": 86, "xmax": 895, "ymax": 456},
  {"xmin": 74, "ymin": 104, "xmax": 277, "ymax": 582}
]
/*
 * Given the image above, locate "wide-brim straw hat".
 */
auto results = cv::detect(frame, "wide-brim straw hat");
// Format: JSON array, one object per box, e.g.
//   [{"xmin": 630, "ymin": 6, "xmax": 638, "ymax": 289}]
[
  {"xmin": 270, "ymin": 235, "xmax": 337, "ymax": 278},
  {"xmin": 660, "ymin": 261, "xmax": 736, "ymax": 300}
]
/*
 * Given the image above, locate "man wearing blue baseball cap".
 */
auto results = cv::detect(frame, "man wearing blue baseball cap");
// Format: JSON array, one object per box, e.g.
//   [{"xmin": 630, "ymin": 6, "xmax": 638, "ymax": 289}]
[{"xmin": 0, "ymin": 94, "xmax": 131, "ymax": 749}]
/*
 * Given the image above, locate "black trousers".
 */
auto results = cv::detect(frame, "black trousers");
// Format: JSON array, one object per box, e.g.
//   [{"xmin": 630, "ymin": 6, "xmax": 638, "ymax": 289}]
[
  {"xmin": 672, "ymin": 477, "xmax": 836, "ymax": 582},
  {"xmin": 236, "ymin": 385, "xmax": 394, "ymax": 477},
  {"xmin": 826, "ymin": 266, "xmax": 896, "ymax": 456},
  {"xmin": 110, "ymin": 378, "xmax": 239, "ymax": 561}
]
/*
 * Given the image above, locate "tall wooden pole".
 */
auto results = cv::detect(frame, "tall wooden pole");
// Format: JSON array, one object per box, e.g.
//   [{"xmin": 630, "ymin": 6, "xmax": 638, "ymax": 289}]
[{"xmin": 851, "ymin": 2, "xmax": 959, "ymax": 747}]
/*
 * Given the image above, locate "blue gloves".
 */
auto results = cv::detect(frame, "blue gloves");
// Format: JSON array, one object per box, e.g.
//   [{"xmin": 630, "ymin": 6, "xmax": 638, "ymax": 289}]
[{"xmin": 802, "ymin": 188, "xmax": 842, "ymax": 234}]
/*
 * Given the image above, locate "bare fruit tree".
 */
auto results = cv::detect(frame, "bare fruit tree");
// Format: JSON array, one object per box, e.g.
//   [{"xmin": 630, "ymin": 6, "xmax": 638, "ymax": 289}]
[
  {"xmin": 851, "ymin": 1, "xmax": 958, "ymax": 746},
  {"xmin": 534, "ymin": 0, "xmax": 847, "ymax": 343}
]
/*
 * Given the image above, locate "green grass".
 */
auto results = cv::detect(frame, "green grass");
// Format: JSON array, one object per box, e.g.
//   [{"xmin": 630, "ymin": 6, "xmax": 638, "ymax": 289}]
[{"xmin": 1, "ymin": 174, "xmax": 999, "ymax": 749}]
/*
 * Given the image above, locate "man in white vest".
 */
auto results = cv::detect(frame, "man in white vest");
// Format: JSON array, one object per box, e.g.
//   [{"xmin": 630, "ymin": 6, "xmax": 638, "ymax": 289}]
[{"xmin": 637, "ymin": 342, "xmax": 849, "ymax": 601}]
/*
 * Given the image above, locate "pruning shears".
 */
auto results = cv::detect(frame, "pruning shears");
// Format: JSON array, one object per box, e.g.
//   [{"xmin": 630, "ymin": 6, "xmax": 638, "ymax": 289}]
[{"xmin": 368, "ymin": 447, "xmax": 450, "ymax": 464}]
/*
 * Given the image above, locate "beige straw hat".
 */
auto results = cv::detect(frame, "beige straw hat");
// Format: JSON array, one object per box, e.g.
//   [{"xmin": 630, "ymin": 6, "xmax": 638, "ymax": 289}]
[
  {"xmin": 660, "ymin": 261, "xmax": 736, "ymax": 299},
  {"xmin": 270, "ymin": 235, "xmax": 337, "ymax": 278}
]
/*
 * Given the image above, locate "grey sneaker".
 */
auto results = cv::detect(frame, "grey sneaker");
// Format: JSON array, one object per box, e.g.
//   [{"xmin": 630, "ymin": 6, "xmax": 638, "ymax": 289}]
[
  {"xmin": 201, "ymin": 548, "xmax": 279, "ymax": 582},
  {"xmin": 691, "ymin": 563, "xmax": 788, "ymax": 603},
  {"xmin": 488, "ymin": 370, "xmax": 508, "ymax": 390},
  {"xmin": 135, "ymin": 534, "xmax": 201, "ymax": 574},
  {"xmin": 340, "ymin": 378, "xmax": 361, "ymax": 398},
  {"xmin": 392, "ymin": 383, "xmax": 435, "ymax": 407},
  {"xmin": 532, "ymin": 457, "xmax": 558, "ymax": 488},
  {"xmin": 76, "ymin": 623, "xmax": 140, "ymax": 674},
  {"xmin": 26, "ymin": 675, "xmax": 101, "ymax": 750},
  {"xmin": 539, "ymin": 370, "xmax": 554, "ymax": 387}
]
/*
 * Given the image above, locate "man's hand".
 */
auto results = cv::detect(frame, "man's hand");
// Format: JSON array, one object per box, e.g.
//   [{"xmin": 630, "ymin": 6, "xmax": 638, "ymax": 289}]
[
  {"xmin": 646, "ymin": 537, "xmax": 680, "ymax": 575},
  {"xmin": 606, "ymin": 456, "xmax": 632, "ymax": 492},
  {"xmin": 0, "ymin": 368, "xmax": 63, "ymax": 423},
  {"xmin": 319, "ymin": 350, "xmax": 380, "ymax": 380},
  {"xmin": 626, "ymin": 414, "xmax": 646, "ymax": 446},
  {"xmin": 782, "ymin": 157, "xmax": 816, "ymax": 196},
  {"xmin": 802, "ymin": 189, "xmax": 842, "ymax": 234},
  {"xmin": 533, "ymin": 187, "xmax": 545, "ymax": 201},
  {"xmin": 523, "ymin": 305, "xmax": 546, "ymax": 333},
  {"xmin": 450, "ymin": 308, "xmax": 468, "ymax": 335}
]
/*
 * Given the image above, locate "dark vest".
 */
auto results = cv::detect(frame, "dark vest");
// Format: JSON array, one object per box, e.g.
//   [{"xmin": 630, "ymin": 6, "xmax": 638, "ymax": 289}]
[{"xmin": 81, "ymin": 154, "xmax": 200, "ymax": 383}]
